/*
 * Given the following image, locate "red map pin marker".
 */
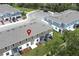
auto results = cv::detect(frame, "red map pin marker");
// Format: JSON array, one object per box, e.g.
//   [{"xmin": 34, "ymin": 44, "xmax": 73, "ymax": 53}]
[{"xmin": 27, "ymin": 29, "xmax": 31, "ymax": 36}]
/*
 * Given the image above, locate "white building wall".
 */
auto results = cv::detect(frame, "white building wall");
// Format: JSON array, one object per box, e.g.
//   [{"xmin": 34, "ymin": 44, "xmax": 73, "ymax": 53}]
[
  {"xmin": 51, "ymin": 25, "xmax": 60, "ymax": 32},
  {"xmin": 51, "ymin": 24, "xmax": 75, "ymax": 32},
  {"xmin": 33, "ymin": 37, "xmax": 40, "ymax": 45},
  {"xmin": 31, "ymin": 37, "xmax": 40, "ymax": 49},
  {"xmin": 18, "ymin": 42, "xmax": 31, "ymax": 51},
  {"xmin": 4, "ymin": 17, "xmax": 11, "ymax": 24},
  {"xmin": 18, "ymin": 37, "xmax": 40, "ymax": 50},
  {"xmin": 3, "ymin": 42, "xmax": 32, "ymax": 56},
  {"xmin": 49, "ymin": 32, "xmax": 53, "ymax": 36},
  {"xmin": 4, "ymin": 17, "xmax": 10, "ymax": 21},
  {"xmin": 26, "ymin": 42, "xmax": 31, "ymax": 48},
  {"xmin": 3, "ymin": 50, "xmax": 12, "ymax": 56},
  {"xmin": 66, "ymin": 24, "xmax": 75, "ymax": 31}
]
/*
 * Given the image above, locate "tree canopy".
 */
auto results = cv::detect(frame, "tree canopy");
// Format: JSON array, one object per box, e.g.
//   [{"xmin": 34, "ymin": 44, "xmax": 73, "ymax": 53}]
[
  {"xmin": 57, "ymin": 29, "xmax": 79, "ymax": 56},
  {"xmin": 9, "ymin": 3, "xmax": 79, "ymax": 12}
]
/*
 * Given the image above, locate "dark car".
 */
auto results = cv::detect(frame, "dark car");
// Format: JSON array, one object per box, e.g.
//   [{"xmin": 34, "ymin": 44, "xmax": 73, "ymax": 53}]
[{"xmin": 43, "ymin": 9, "xmax": 48, "ymax": 12}]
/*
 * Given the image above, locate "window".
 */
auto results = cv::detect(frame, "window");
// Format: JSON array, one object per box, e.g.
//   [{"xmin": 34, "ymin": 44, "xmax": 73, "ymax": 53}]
[
  {"xmin": 13, "ymin": 44, "xmax": 14, "ymax": 47},
  {"xmin": 16, "ymin": 16, "xmax": 21, "ymax": 19},
  {"xmin": 27, "ymin": 44, "xmax": 29, "ymax": 46},
  {"xmin": 19, "ymin": 47, "xmax": 22, "ymax": 49},
  {"xmin": 26, "ymin": 39, "xmax": 27, "ymax": 41},
  {"xmin": 55, "ymin": 27, "xmax": 57, "ymax": 29},
  {"xmin": 40, "ymin": 36, "xmax": 45, "ymax": 41},
  {"xmin": 37, "ymin": 39, "xmax": 38, "ymax": 41},
  {"xmin": 5, "ymin": 47, "xmax": 7, "ymax": 50},
  {"xmin": 5, "ymin": 18, "xmax": 8, "ymax": 21},
  {"xmin": 19, "ymin": 41, "xmax": 21, "ymax": 44},
  {"xmin": 6, "ymin": 52, "xmax": 9, "ymax": 55},
  {"xmin": 12, "ymin": 17, "xmax": 16, "ymax": 22},
  {"xmin": 43, "ymin": 10, "xmax": 48, "ymax": 12}
]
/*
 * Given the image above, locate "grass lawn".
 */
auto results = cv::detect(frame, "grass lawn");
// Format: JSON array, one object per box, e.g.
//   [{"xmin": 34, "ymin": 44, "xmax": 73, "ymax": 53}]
[
  {"xmin": 15, "ymin": 6, "xmax": 36, "ymax": 13},
  {"xmin": 22, "ymin": 31, "xmax": 64, "ymax": 56}
]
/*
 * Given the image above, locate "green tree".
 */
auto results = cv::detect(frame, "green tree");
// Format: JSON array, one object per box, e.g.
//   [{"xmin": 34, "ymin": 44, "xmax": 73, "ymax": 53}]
[{"xmin": 57, "ymin": 29, "xmax": 79, "ymax": 56}]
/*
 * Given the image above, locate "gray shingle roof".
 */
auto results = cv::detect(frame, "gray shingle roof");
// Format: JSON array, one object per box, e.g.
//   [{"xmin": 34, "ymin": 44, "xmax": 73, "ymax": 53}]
[
  {"xmin": 28, "ymin": 10, "xmax": 52, "ymax": 20},
  {"xmin": 28, "ymin": 10, "xmax": 79, "ymax": 24},
  {"xmin": 0, "ymin": 4, "xmax": 19, "ymax": 14},
  {"xmin": 51, "ymin": 10, "xmax": 79, "ymax": 24},
  {"xmin": 0, "ymin": 4, "xmax": 20, "ymax": 17},
  {"xmin": 0, "ymin": 19, "xmax": 52, "ymax": 49}
]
